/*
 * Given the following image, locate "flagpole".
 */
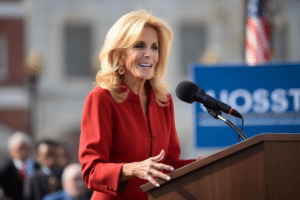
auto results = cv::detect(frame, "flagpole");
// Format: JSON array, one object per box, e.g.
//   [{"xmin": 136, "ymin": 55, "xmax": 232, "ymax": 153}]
[{"xmin": 243, "ymin": 0, "xmax": 250, "ymax": 62}]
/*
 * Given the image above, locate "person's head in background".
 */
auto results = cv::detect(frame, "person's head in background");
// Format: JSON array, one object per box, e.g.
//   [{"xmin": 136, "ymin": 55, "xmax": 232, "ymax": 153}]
[
  {"xmin": 57, "ymin": 143, "xmax": 71, "ymax": 170},
  {"xmin": 62, "ymin": 163, "xmax": 89, "ymax": 199},
  {"xmin": 36, "ymin": 140, "xmax": 58, "ymax": 170},
  {"xmin": 8, "ymin": 131, "xmax": 33, "ymax": 162}
]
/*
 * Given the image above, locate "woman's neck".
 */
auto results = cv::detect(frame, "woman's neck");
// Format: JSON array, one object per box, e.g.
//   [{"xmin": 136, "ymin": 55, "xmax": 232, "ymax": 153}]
[
  {"xmin": 123, "ymin": 75, "xmax": 149, "ymax": 114},
  {"xmin": 123, "ymin": 75, "xmax": 147, "ymax": 97}
]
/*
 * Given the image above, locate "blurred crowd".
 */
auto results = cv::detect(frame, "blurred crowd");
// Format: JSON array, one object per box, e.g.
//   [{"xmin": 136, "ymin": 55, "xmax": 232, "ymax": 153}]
[{"xmin": 0, "ymin": 131, "xmax": 92, "ymax": 200}]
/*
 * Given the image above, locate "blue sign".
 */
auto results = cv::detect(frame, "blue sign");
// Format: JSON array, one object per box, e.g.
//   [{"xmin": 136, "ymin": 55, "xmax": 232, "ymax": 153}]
[{"xmin": 190, "ymin": 62, "xmax": 300, "ymax": 148}]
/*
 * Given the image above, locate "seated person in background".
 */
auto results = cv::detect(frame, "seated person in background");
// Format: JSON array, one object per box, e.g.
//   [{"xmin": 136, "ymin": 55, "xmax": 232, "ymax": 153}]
[
  {"xmin": 23, "ymin": 140, "xmax": 62, "ymax": 200},
  {"xmin": 43, "ymin": 163, "xmax": 92, "ymax": 200},
  {"xmin": 0, "ymin": 131, "xmax": 39, "ymax": 200}
]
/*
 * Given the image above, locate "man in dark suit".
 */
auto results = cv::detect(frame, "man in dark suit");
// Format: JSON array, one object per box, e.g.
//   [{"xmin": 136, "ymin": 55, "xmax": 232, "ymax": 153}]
[
  {"xmin": 23, "ymin": 140, "xmax": 62, "ymax": 200},
  {"xmin": 0, "ymin": 131, "xmax": 39, "ymax": 200}
]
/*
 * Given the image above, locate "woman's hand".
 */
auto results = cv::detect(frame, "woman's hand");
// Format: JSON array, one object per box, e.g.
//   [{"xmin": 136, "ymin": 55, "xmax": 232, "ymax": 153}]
[{"xmin": 121, "ymin": 150, "xmax": 174, "ymax": 187}]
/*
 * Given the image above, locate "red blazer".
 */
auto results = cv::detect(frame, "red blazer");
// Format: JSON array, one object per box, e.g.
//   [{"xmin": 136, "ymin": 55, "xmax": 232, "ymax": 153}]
[{"xmin": 79, "ymin": 85, "xmax": 195, "ymax": 200}]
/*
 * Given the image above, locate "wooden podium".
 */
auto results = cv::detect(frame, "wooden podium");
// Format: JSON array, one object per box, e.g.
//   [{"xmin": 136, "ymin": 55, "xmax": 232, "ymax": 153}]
[{"xmin": 140, "ymin": 134, "xmax": 300, "ymax": 200}]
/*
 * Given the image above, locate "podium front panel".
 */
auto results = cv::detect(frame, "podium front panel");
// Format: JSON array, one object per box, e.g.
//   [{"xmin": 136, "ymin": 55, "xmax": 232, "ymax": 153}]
[{"xmin": 142, "ymin": 134, "xmax": 300, "ymax": 200}]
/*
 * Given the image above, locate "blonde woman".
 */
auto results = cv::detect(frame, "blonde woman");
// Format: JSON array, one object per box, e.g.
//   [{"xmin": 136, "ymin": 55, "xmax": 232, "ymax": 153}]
[{"xmin": 79, "ymin": 10, "xmax": 196, "ymax": 200}]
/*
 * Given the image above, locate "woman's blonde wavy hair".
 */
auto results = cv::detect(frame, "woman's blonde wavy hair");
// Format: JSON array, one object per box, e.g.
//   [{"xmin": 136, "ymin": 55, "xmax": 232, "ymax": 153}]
[{"xmin": 95, "ymin": 10, "xmax": 173, "ymax": 107}]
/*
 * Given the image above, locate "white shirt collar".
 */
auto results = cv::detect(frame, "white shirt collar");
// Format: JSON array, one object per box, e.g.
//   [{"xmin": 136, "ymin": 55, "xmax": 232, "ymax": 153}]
[
  {"xmin": 13, "ymin": 158, "xmax": 26, "ymax": 170},
  {"xmin": 12, "ymin": 158, "xmax": 36, "ymax": 177}
]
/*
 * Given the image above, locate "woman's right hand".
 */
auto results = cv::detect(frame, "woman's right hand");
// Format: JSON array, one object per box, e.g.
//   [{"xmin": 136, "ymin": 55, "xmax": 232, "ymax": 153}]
[{"xmin": 121, "ymin": 150, "xmax": 174, "ymax": 187}]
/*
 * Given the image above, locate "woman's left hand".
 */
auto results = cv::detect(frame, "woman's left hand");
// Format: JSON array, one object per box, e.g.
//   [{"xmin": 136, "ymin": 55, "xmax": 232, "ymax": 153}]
[{"xmin": 121, "ymin": 150, "xmax": 174, "ymax": 187}]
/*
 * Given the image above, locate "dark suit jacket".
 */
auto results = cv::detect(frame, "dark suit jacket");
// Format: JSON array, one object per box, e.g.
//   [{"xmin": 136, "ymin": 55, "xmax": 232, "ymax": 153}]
[
  {"xmin": 0, "ymin": 158, "xmax": 23, "ymax": 200},
  {"xmin": 0, "ymin": 158, "xmax": 40, "ymax": 200},
  {"xmin": 23, "ymin": 169, "xmax": 62, "ymax": 200}
]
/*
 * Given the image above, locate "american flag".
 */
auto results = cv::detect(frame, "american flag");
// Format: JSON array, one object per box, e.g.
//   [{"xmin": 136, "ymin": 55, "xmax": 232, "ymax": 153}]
[{"xmin": 245, "ymin": 0, "xmax": 273, "ymax": 65}]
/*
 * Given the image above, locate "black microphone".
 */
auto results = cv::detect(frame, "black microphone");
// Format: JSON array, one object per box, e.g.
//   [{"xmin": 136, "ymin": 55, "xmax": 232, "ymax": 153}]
[{"xmin": 176, "ymin": 81, "xmax": 242, "ymax": 119}]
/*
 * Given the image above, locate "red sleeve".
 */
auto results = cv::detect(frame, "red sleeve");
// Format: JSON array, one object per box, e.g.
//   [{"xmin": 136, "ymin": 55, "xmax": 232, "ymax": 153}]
[
  {"xmin": 78, "ymin": 88, "xmax": 125, "ymax": 196},
  {"xmin": 163, "ymin": 96, "xmax": 196, "ymax": 170}
]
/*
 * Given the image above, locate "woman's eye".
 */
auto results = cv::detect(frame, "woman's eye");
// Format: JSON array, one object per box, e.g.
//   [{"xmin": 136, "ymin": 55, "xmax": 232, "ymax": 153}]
[
  {"xmin": 134, "ymin": 44, "xmax": 144, "ymax": 48},
  {"xmin": 152, "ymin": 45, "xmax": 158, "ymax": 50}
]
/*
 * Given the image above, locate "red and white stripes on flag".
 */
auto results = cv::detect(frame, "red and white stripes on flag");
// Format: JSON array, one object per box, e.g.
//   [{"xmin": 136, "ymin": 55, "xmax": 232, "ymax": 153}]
[{"xmin": 245, "ymin": 0, "xmax": 273, "ymax": 65}]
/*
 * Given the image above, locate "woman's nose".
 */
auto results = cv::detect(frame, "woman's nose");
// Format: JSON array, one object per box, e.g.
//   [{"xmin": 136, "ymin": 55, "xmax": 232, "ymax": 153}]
[{"xmin": 144, "ymin": 47, "xmax": 152, "ymax": 57}]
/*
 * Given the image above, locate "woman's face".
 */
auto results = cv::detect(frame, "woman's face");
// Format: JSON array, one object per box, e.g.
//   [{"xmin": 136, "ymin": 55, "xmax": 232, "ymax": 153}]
[{"xmin": 123, "ymin": 26, "xmax": 159, "ymax": 80}]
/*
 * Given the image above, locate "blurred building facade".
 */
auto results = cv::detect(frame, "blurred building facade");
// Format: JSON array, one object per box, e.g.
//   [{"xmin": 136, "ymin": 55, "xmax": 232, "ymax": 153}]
[
  {"xmin": 0, "ymin": 0, "xmax": 28, "ymax": 163},
  {"xmin": 0, "ymin": 0, "xmax": 299, "ymax": 162}
]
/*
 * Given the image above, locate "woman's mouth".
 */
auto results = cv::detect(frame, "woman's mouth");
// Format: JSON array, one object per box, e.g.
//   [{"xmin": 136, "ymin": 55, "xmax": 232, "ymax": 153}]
[{"xmin": 139, "ymin": 63, "xmax": 152, "ymax": 68}]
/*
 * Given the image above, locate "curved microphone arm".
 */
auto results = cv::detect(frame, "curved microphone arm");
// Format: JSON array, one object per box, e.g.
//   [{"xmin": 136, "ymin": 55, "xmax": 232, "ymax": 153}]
[{"xmin": 207, "ymin": 109, "xmax": 247, "ymax": 141}]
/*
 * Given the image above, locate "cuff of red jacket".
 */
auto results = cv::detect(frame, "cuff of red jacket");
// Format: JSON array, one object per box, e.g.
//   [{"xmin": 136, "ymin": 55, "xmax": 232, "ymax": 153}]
[{"xmin": 89, "ymin": 163, "xmax": 127, "ymax": 197}]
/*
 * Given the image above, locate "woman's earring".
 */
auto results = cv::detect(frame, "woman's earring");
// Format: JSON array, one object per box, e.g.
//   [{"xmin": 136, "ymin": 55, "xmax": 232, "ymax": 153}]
[{"xmin": 118, "ymin": 65, "xmax": 125, "ymax": 75}]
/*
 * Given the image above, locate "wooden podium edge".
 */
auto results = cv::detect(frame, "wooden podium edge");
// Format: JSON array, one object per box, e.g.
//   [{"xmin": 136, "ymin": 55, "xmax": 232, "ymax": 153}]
[{"xmin": 140, "ymin": 133, "xmax": 300, "ymax": 192}]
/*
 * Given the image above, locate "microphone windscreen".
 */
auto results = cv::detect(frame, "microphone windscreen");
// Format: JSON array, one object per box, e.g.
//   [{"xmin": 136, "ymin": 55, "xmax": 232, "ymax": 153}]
[{"xmin": 176, "ymin": 81, "xmax": 200, "ymax": 104}]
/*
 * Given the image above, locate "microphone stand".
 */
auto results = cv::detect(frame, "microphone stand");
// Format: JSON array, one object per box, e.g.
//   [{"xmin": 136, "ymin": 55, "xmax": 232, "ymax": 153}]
[{"xmin": 207, "ymin": 109, "xmax": 247, "ymax": 141}]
